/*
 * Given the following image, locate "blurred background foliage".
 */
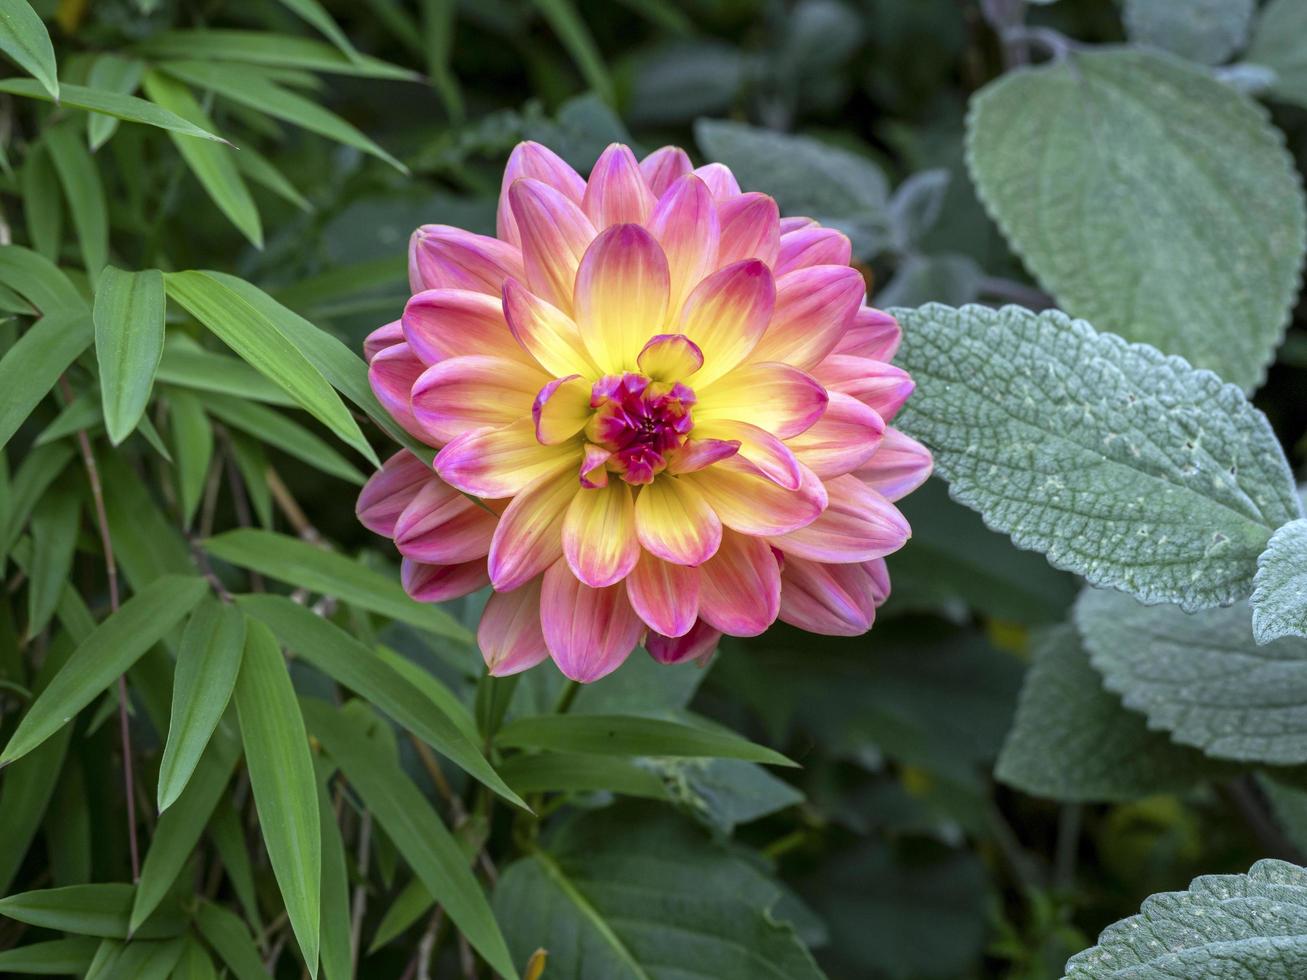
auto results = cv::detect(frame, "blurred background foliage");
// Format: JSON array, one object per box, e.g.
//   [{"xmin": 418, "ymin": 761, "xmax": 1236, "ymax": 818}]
[{"xmin": 0, "ymin": 0, "xmax": 1306, "ymax": 978}]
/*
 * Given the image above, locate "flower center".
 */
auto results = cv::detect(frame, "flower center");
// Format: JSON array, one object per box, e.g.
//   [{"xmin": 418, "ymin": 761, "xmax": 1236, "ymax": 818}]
[{"xmin": 586, "ymin": 372, "xmax": 695, "ymax": 485}]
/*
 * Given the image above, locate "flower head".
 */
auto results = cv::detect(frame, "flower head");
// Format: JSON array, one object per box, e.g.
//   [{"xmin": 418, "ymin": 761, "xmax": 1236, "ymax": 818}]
[{"xmin": 359, "ymin": 141, "xmax": 932, "ymax": 682}]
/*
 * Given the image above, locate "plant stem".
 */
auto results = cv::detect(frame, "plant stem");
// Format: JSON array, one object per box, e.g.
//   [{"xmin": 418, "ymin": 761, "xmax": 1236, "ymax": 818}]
[{"xmin": 552, "ymin": 679, "xmax": 580, "ymax": 716}]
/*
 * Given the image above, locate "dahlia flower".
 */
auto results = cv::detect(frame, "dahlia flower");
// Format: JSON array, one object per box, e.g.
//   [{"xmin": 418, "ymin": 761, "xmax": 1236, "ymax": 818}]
[{"xmin": 358, "ymin": 141, "xmax": 932, "ymax": 682}]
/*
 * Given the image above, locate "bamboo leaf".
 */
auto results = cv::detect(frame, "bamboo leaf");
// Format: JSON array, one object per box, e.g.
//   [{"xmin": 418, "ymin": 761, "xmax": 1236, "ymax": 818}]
[
  {"xmin": 0, "ymin": 79, "xmax": 225, "ymax": 142},
  {"xmin": 85, "ymin": 54, "xmax": 145, "ymax": 150},
  {"xmin": 0, "ymin": 244, "xmax": 86, "ymax": 314},
  {"xmin": 0, "ymin": 937, "xmax": 99, "ymax": 974},
  {"xmin": 199, "ymin": 393, "xmax": 365, "ymax": 486},
  {"xmin": 0, "ymin": 0, "xmax": 58, "ymax": 100},
  {"xmin": 157, "ymin": 340, "xmax": 297, "ymax": 406},
  {"xmin": 24, "ymin": 483, "xmax": 79, "ymax": 639},
  {"xmin": 273, "ymin": 0, "xmax": 359, "ymax": 59},
  {"xmin": 167, "ymin": 389, "xmax": 214, "ymax": 528},
  {"xmin": 193, "ymin": 900, "xmax": 272, "ymax": 980},
  {"xmin": 94, "ymin": 267, "xmax": 166, "ymax": 445},
  {"xmin": 0, "ymin": 311, "xmax": 93, "ymax": 453},
  {"xmin": 173, "ymin": 937, "xmax": 219, "ymax": 980},
  {"xmin": 315, "ymin": 772, "xmax": 352, "ymax": 980},
  {"xmin": 136, "ymin": 30, "xmax": 418, "ymax": 81},
  {"xmin": 530, "ymin": 0, "xmax": 613, "ymax": 103},
  {"xmin": 20, "ymin": 140, "xmax": 62, "ymax": 262},
  {"xmin": 0, "ymin": 884, "xmax": 185, "ymax": 939},
  {"xmin": 44, "ymin": 124, "xmax": 108, "ymax": 286}
]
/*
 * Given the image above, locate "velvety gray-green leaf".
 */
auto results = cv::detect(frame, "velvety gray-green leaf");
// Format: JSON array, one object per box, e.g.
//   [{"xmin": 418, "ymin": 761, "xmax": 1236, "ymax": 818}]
[
  {"xmin": 1252, "ymin": 519, "xmax": 1307, "ymax": 644},
  {"xmin": 0, "ymin": 0, "xmax": 58, "ymax": 99},
  {"xmin": 496, "ymin": 714, "xmax": 797, "ymax": 766},
  {"xmin": 1123, "ymin": 0, "xmax": 1254, "ymax": 65},
  {"xmin": 94, "ymin": 267, "xmax": 165, "ymax": 445},
  {"xmin": 966, "ymin": 48, "xmax": 1307, "ymax": 391},
  {"xmin": 894, "ymin": 304, "xmax": 1301, "ymax": 610},
  {"xmin": 1247, "ymin": 0, "xmax": 1307, "ymax": 108},
  {"xmin": 0, "ymin": 311, "xmax": 94, "ymax": 453}
]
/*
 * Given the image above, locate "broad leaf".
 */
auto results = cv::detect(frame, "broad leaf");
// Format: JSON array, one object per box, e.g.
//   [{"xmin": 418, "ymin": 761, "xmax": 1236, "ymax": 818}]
[
  {"xmin": 495, "ymin": 714, "xmax": 796, "ymax": 766},
  {"xmin": 1247, "ymin": 0, "xmax": 1307, "ymax": 109},
  {"xmin": 894, "ymin": 304, "xmax": 1302, "ymax": 610},
  {"xmin": 0, "ymin": 311, "xmax": 93, "ymax": 452},
  {"xmin": 0, "ymin": 0, "xmax": 58, "ymax": 99},
  {"xmin": 966, "ymin": 48, "xmax": 1307, "ymax": 390},
  {"xmin": 0, "ymin": 78, "xmax": 225, "ymax": 142},
  {"xmin": 1253, "ymin": 519, "xmax": 1307, "ymax": 644},
  {"xmin": 496, "ymin": 752, "xmax": 667, "ymax": 799},
  {"xmin": 1076, "ymin": 587, "xmax": 1307, "ymax": 765},
  {"xmin": 94, "ymin": 267, "xmax": 166, "ymax": 445},
  {"xmin": 1123, "ymin": 0, "xmax": 1255, "ymax": 65},
  {"xmin": 1065, "ymin": 859, "xmax": 1307, "ymax": 977},
  {"xmin": 0, "ymin": 884, "xmax": 184, "ymax": 939}
]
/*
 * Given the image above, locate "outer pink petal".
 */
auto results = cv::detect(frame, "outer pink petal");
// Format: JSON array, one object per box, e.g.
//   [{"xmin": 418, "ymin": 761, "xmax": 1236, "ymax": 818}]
[
  {"xmin": 394, "ymin": 479, "xmax": 498, "ymax": 564},
  {"xmin": 856, "ymin": 429, "xmax": 933, "ymax": 502},
  {"xmin": 698, "ymin": 530, "xmax": 780, "ymax": 636},
  {"xmin": 497, "ymin": 141, "xmax": 586, "ymax": 247},
  {"xmin": 487, "ymin": 465, "xmax": 576, "ymax": 591},
  {"xmin": 403, "ymin": 289, "xmax": 530, "ymax": 366},
  {"xmin": 478, "ymin": 578, "xmax": 550, "ymax": 676},
  {"xmin": 694, "ymin": 361, "xmax": 828, "ymax": 439},
  {"xmin": 693, "ymin": 163, "xmax": 741, "ymax": 200},
  {"xmin": 411, "ymin": 355, "xmax": 547, "ymax": 444},
  {"xmin": 625, "ymin": 551, "xmax": 699, "ymax": 637},
  {"xmin": 401, "ymin": 557, "xmax": 490, "ymax": 603},
  {"xmin": 716, "ymin": 192, "xmax": 780, "ymax": 270},
  {"xmin": 357, "ymin": 450, "xmax": 432, "ymax": 537},
  {"xmin": 785, "ymin": 391, "xmax": 885, "ymax": 479},
  {"xmin": 364, "ymin": 320, "xmax": 404, "ymax": 363},
  {"xmin": 770, "ymin": 475, "xmax": 909, "ymax": 563},
  {"xmin": 639, "ymin": 146, "xmax": 693, "ymax": 197},
  {"xmin": 541, "ymin": 558, "xmax": 643, "ymax": 682},
  {"xmin": 693, "ymin": 419, "xmax": 802, "ymax": 490},
  {"xmin": 646, "ymin": 618, "xmax": 721, "ymax": 665},
  {"xmin": 776, "ymin": 227, "xmax": 852, "ymax": 276},
  {"xmin": 502, "ymin": 278, "xmax": 599, "ymax": 378},
  {"xmin": 666, "ymin": 438, "xmax": 740, "ymax": 475},
  {"xmin": 833, "ymin": 307, "xmax": 901, "ymax": 361},
  {"xmin": 633, "ymin": 476, "xmax": 722, "ymax": 566},
  {"xmin": 779, "ymin": 216, "xmax": 817, "ymax": 233},
  {"xmin": 435, "ymin": 419, "xmax": 577, "ymax": 498},
  {"xmin": 811, "ymin": 354, "xmax": 915, "ymax": 421},
  {"xmin": 778, "ymin": 556, "xmax": 879, "ymax": 636},
  {"xmin": 563, "ymin": 481, "xmax": 639, "ymax": 588},
  {"xmin": 647, "ymin": 174, "xmax": 719, "ymax": 315},
  {"xmin": 509, "ymin": 178, "xmax": 598, "ymax": 313},
  {"xmin": 409, "ymin": 225, "xmax": 524, "ymax": 294},
  {"xmin": 582, "ymin": 143, "xmax": 656, "ymax": 230},
  {"xmin": 533, "ymin": 375, "xmax": 592, "ymax": 445},
  {"xmin": 748, "ymin": 266, "xmax": 865, "ymax": 370},
  {"xmin": 685, "ymin": 455, "xmax": 826, "ymax": 536},
  {"xmin": 574, "ymin": 223, "xmax": 671, "ymax": 373},
  {"xmin": 678, "ymin": 259, "xmax": 775, "ymax": 387},
  {"xmin": 369, "ymin": 343, "xmax": 433, "ymax": 445}
]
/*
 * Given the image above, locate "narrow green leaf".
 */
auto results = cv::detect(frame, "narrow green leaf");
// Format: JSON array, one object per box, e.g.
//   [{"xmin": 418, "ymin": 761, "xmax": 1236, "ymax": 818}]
[
  {"xmin": 157, "ymin": 340, "xmax": 296, "ymax": 406},
  {"xmin": 0, "ymin": 244, "xmax": 87, "ymax": 314},
  {"xmin": 418, "ymin": 0, "xmax": 463, "ymax": 120},
  {"xmin": 44, "ymin": 124, "xmax": 108, "ymax": 285},
  {"xmin": 139, "ymin": 73, "xmax": 261, "ymax": 247},
  {"xmin": 0, "ymin": 311, "xmax": 94, "ymax": 453},
  {"xmin": 531, "ymin": 0, "xmax": 614, "ymax": 103},
  {"xmin": 25, "ymin": 483, "xmax": 79, "ymax": 638},
  {"xmin": 157, "ymin": 599, "xmax": 245, "ymax": 810},
  {"xmin": 99, "ymin": 452, "xmax": 194, "ymax": 586},
  {"xmin": 378, "ymin": 645, "xmax": 480, "ymax": 746},
  {"xmin": 368, "ymin": 876, "xmax": 432, "ymax": 952},
  {"xmin": 101, "ymin": 937, "xmax": 185, "ymax": 980},
  {"xmin": 315, "ymin": 774, "xmax": 352, "ymax": 980},
  {"xmin": 209, "ymin": 530, "xmax": 470, "ymax": 642},
  {"xmin": 273, "ymin": 0, "xmax": 358, "ymax": 59},
  {"xmin": 93, "ymin": 267, "xmax": 165, "ymax": 445},
  {"xmin": 496, "ymin": 751, "xmax": 667, "ymax": 798},
  {"xmin": 496, "ymin": 715, "xmax": 797, "ymax": 767},
  {"xmin": 164, "ymin": 271, "xmax": 371, "ymax": 461},
  {"xmin": 193, "ymin": 900, "xmax": 271, "ymax": 980},
  {"xmin": 173, "ymin": 934, "xmax": 219, "ymax": 980},
  {"xmin": 20, "ymin": 140, "xmax": 62, "ymax": 262},
  {"xmin": 0, "ymin": 0, "xmax": 59, "ymax": 100},
  {"xmin": 0, "ymin": 884, "xmax": 184, "ymax": 939},
  {"xmin": 302, "ymin": 699, "xmax": 519, "ymax": 980},
  {"xmin": 43, "ymin": 756, "xmax": 91, "ymax": 885},
  {"xmin": 0, "ymin": 937, "xmax": 99, "ymax": 973},
  {"xmin": 33, "ymin": 388, "xmax": 98, "ymax": 446},
  {"xmin": 226, "ymin": 429, "xmax": 274, "ymax": 528},
  {"xmin": 2, "ymin": 441, "xmax": 73, "ymax": 556},
  {"xmin": 0, "ymin": 79, "xmax": 226, "ymax": 142},
  {"xmin": 136, "ymin": 29, "xmax": 419, "ymax": 81},
  {"xmin": 0, "ymin": 574, "xmax": 207, "ymax": 766},
  {"xmin": 233, "ymin": 146, "xmax": 313, "ymax": 213},
  {"xmin": 1252, "ymin": 518, "xmax": 1307, "ymax": 644},
  {"xmin": 238, "ymin": 594, "xmax": 521, "ymax": 807},
  {"xmin": 209, "ymin": 798, "xmax": 265, "ymax": 935},
  {"xmin": 234, "ymin": 619, "xmax": 321, "ymax": 976},
  {"xmin": 199, "ymin": 393, "xmax": 364, "ymax": 486},
  {"xmin": 167, "ymin": 390, "xmax": 214, "ymax": 528},
  {"xmin": 85, "ymin": 55, "xmax": 145, "ymax": 150}
]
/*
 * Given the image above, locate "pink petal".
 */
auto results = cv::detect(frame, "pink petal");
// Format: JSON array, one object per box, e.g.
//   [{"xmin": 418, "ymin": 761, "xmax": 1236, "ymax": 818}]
[
  {"xmin": 582, "ymin": 143, "xmax": 655, "ymax": 230},
  {"xmin": 509, "ymin": 178, "xmax": 598, "ymax": 313},
  {"xmin": 856, "ymin": 428, "xmax": 933, "ymax": 502},
  {"xmin": 478, "ymin": 577, "xmax": 550, "ymax": 676},
  {"xmin": 401, "ymin": 557, "xmax": 490, "ymax": 603},
  {"xmin": 666, "ymin": 437, "xmax": 740, "ymax": 475},
  {"xmin": 698, "ymin": 530, "xmax": 780, "ymax": 636},
  {"xmin": 403, "ymin": 289, "xmax": 530, "ymax": 367},
  {"xmin": 368, "ymin": 343, "xmax": 433, "ymax": 445},
  {"xmin": 770, "ymin": 475, "xmax": 909, "ymax": 563},
  {"xmin": 685, "ymin": 455, "xmax": 827, "ymax": 536},
  {"xmin": 867, "ymin": 558, "xmax": 891, "ymax": 607},
  {"xmin": 778, "ymin": 556, "xmax": 880, "ymax": 636},
  {"xmin": 411, "ymin": 355, "xmax": 547, "ymax": 445},
  {"xmin": 633, "ymin": 475, "xmax": 722, "ymax": 565},
  {"xmin": 749, "ymin": 265, "xmax": 865, "ymax": 371},
  {"xmin": 678, "ymin": 259, "xmax": 775, "ymax": 387},
  {"xmin": 716, "ymin": 192, "xmax": 780, "ymax": 270},
  {"xmin": 364, "ymin": 320, "xmax": 404, "ymax": 363},
  {"xmin": 393, "ymin": 479, "xmax": 498, "ymax": 564},
  {"xmin": 776, "ymin": 227, "xmax": 852, "ymax": 276},
  {"xmin": 580, "ymin": 443, "xmax": 612, "ymax": 488},
  {"xmin": 646, "ymin": 618, "xmax": 721, "ymax": 665},
  {"xmin": 639, "ymin": 146, "xmax": 693, "ymax": 197},
  {"xmin": 647, "ymin": 174, "xmax": 720, "ymax": 315},
  {"xmin": 435, "ymin": 419, "xmax": 577, "ymax": 498},
  {"xmin": 502, "ymin": 277, "xmax": 599, "ymax": 378},
  {"xmin": 409, "ymin": 225, "xmax": 524, "ymax": 295},
  {"xmin": 812, "ymin": 354, "xmax": 915, "ymax": 421},
  {"xmin": 625, "ymin": 551, "xmax": 699, "ymax": 637},
  {"xmin": 533, "ymin": 375, "xmax": 591, "ymax": 445},
  {"xmin": 693, "ymin": 163, "xmax": 741, "ymax": 200},
  {"xmin": 497, "ymin": 141, "xmax": 586, "ymax": 248},
  {"xmin": 574, "ymin": 223, "xmax": 671, "ymax": 373},
  {"xmin": 779, "ymin": 216, "xmax": 817, "ymax": 234},
  {"xmin": 785, "ymin": 391, "xmax": 885, "ymax": 479},
  {"xmin": 636, "ymin": 333, "xmax": 703, "ymax": 381},
  {"xmin": 541, "ymin": 558, "xmax": 643, "ymax": 682},
  {"xmin": 833, "ymin": 306, "xmax": 901, "ymax": 361},
  {"xmin": 694, "ymin": 361, "xmax": 828, "ymax": 439},
  {"xmin": 487, "ymin": 465, "xmax": 576, "ymax": 591},
  {"xmin": 563, "ymin": 481, "xmax": 639, "ymax": 588},
  {"xmin": 693, "ymin": 419, "xmax": 802, "ymax": 490},
  {"xmin": 357, "ymin": 450, "xmax": 432, "ymax": 537}
]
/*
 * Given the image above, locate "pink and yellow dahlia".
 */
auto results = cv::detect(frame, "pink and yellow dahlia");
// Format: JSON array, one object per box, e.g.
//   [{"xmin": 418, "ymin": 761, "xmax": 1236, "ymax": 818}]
[{"xmin": 358, "ymin": 141, "xmax": 932, "ymax": 682}]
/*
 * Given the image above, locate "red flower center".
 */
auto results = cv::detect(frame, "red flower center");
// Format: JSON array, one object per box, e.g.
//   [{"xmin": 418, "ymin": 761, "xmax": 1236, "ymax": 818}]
[{"xmin": 586, "ymin": 372, "xmax": 696, "ymax": 484}]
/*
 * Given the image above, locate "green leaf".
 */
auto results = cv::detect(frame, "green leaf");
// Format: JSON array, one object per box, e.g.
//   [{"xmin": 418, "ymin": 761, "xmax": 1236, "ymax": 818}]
[
  {"xmin": 1065, "ymin": 859, "xmax": 1307, "ymax": 976},
  {"xmin": 493, "ymin": 802, "xmax": 823, "ymax": 979},
  {"xmin": 0, "ymin": 311, "xmax": 93, "ymax": 452},
  {"xmin": 0, "ymin": 884, "xmax": 184, "ymax": 939},
  {"xmin": 233, "ymin": 146, "xmax": 313, "ymax": 213},
  {"xmin": 208, "ymin": 799, "xmax": 264, "ymax": 935},
  {"xmin": 0, "ymin": 937, "xmax": 99, "ymax": 974},
  {"xmin": 226, "ymin": 429, "xmax": 274, "ymax": 528},
  {"xmin": 1253, "ymin": 519, "xmax": 1307, "ymax": 644},
  {"xmin": 157, "ymin": 599, "xmax": 245, "ymax": 810},
  {"xmin": 44, "ymin": 124, "xmax": 107, "ymax": 286},
  {"xmin": 167, "ymin": 389, "xmax": 214, "ymax": 528},
  {"xmin": 495, "ymin": 714, "xmax": 797, "ymax": 766},
  {"xmin": 496, "ymin": 751, "xmax": 667, "ymax": 799},
  {"xmin": 1, "ymin": 441, "xmax": 72, "ymax": 560},
  {"xmin": 136, "ymin": 30, "xmax": 418, "ymax": 81},
  {"xmin": 94, "ymin": 267, "xmax": 166, "ymax": 444},
  {"xmin": 0, "ymin": 0, "xmax": 58, "ymax": 100},
  {"xmin": 85, "ymin": 55, "xmax": 145, "ymax": 150},
  {"xmin": 42, "ymin": 755, "xmax": 90, "ymax": 886},
  {"xmin": 100, "ymin": 938, "xmax": 185, "ymax": 980},
  {"xmin": 157, "ymin": 340, "xmax": 296, "ymax": 406},
  {"xmin": 1248, "ymin": 0, "xmax": 1307, "ymax": 108},
  {"xmin": 315, "ymin": 774, "xmax": 352, "ymax": 980},
  {"xmin": 233, "ymin": 619, "xmax": 321, "ymax": 976},
  {"xmin": 164, "ymin": 271, "xmax": 372, "ymax": 462},
  {"xmin": 98, "ymin": 451, "xmax": 194, "ymax": 586},
  {"xmin": 237, "ymin": 593, "xmax": 521, "ymax": 807},
  {"xmin": 1123, "ymin": 0, "xmax": 1255, "ymax": 65},
  {"xmin": 0, "ymin": 574, "xmax": 207, "ymax": 766},
  {"xmin": 695, "ymin": 118, "xmax": 889, "ymax": 258},
  {"xmin": 995, "ymin": 624, "xmax": 1233, "ymax": 802},
  {"xmin": 199, "ymin": 393, "xmax": 365, "ymax": 486},
  {"xmin": 209, "ymin": 530, "xmax": 470, "ymax": 642},
  {"xmin": 531, "ymin": 0, "xmax": 614, "ymax": 103},
  {"xmin": 193, "ymin": 900, "xmax": 271, "ymax": 980},
  {"xmin": 25, "ymin": 483, "xmax": 79, "ymax": 638},
  {"xmin": 1076, "ymin": 587, "xmax": 1307, "ymax": 765},
  {"xmin": 893, "ymin": 304, "xmax": 1302, "ymax": 610},
  {"xmin": 654, "ymin": 758, "xmax": 804, "ymax": 834},
  {"xmin": 273, "ymin": 0, "xmax": 358, "ymax": 57},
  {"xmin": 140, "ymin": 73, "xmax": 261, "ymax": 248},
  {"xmin": 965, "ymin": 48, "xmax": 1307, "ymax": 390},
  {"xmin": 161, "ymin": 61, "xmax": 407, "ymax": 173},
  {"xmin": 0, "ymin": 79, "xmax": 225, "ymax": 143},
  {"xmin": 0, "ymin": 244, "xmax": 87, "ymax": 314},
  {"xmin": 301, "ymin": 698, "xmax": 519, "ymax": 980},
  {"xmin": 21, "ymin": 140, "xmax": 62, "ymax": 262},
  {"xmin": 173, "ymin": 935, "xmax": 219, "ymax": 980}
]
